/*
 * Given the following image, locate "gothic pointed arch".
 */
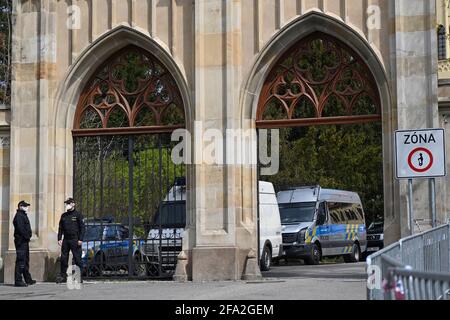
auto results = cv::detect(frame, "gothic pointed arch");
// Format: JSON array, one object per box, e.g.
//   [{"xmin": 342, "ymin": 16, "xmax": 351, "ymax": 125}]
[{"xmin": 49, "ymin": 25, "xmax": 193, "ymax": 233}]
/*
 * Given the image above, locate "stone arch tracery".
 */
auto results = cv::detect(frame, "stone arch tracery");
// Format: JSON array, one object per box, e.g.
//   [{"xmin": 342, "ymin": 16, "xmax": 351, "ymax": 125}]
[
  {"xmin": 73, "ymin": 45, "xmax": 185, "ymax": 135},
  {"xmin": 256, "ymin": 32, "xmax": 381, "ymax": 128}
]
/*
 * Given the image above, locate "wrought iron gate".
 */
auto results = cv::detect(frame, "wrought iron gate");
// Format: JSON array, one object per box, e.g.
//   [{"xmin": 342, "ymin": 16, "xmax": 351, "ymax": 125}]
[{"xmin": 73, "ymin": 133, "xmax": 185, "ymax": 279}]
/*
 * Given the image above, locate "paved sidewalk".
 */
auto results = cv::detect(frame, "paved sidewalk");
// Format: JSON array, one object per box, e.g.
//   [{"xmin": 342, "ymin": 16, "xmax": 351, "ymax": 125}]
[
  {"xmin": 0, "ymin": 278, "xmax": 366, "ymax": 300},
  {"xmin": 0, "ymin": 263, "xmax": 367, "ymax": 300}
]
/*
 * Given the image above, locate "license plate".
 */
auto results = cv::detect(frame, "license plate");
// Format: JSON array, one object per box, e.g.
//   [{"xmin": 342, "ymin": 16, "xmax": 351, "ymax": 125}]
[{"xmin": 367, "ymin": 247, "xmax": 379, "ymax": 252}]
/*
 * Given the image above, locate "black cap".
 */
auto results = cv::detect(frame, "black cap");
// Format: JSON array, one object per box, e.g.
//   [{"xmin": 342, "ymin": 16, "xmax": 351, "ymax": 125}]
[
  {"xmin": 18, "ymin": 200, "xmax": 30, "ymax": 207},
  {"xmin": 64, "ymin": 197, "xmax": 75, "ymax": 204}
]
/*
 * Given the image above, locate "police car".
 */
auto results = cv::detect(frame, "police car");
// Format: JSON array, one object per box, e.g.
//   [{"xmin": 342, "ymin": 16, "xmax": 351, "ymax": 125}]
[
  {"xmin": 81, "ymin": 218, "xmax": 147, "ymax": 277},
  {"xmin": 366, "ymin": 221, "xmax": 384, "ymax": 252}
]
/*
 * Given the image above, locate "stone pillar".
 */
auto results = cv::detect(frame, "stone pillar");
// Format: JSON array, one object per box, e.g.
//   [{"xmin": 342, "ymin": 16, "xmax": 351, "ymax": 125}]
[
  {"xmin": 182, "ymin": 0, "xmax": 260, "ymax": 281},
  {"xmin": 0, "ymin": 133, "xmax": 10, "ymax": 282},
  {"xmin": 387, "ymin": 0, "xmax": 439, "ymax": 242},
  {"xmin": 4, "ymin": 0, "xmax": 58, "ymax": 283}
]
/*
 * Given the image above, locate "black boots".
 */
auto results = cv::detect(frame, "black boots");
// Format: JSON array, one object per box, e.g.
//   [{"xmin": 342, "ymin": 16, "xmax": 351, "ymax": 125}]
[
  {"xmin": 14, "ymin": 276, "xmax": 35, "ymax": 286},
  {"xmin": 14, "ymin": 282, "xmax": 28, "ymax": 287}
]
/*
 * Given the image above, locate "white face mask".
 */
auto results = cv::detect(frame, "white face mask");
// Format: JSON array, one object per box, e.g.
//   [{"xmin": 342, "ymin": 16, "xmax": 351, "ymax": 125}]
[
  {"xmin": 20, "ymin": 206, "xmax": 29, "ymax": 213},
  {"xmin": 66, "ymin": 204, "xmax": 74, "ymax": 211}
]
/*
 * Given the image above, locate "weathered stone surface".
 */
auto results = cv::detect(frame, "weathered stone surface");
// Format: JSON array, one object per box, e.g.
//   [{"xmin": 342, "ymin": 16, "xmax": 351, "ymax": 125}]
[
  {"xmin": 4, "ymin": 250, "xmax": 57, "ymax": 284},
  {"xmin": 192, "ymin": 246, "xmax": 243, "ymax": 282}
]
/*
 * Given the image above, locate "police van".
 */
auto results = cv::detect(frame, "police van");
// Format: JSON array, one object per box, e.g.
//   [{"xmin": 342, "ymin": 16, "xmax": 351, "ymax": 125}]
[
  {"xmin": 144, "ymin": 179, "xmax": 282, "ymax": 271},
  {"xmin": 278, "ymin": 186, "xmax": 367, "ymax": 265}
]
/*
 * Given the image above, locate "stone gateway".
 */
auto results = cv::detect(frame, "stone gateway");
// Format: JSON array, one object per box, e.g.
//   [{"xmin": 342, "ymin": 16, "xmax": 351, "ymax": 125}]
[{"xmin": 0, "ymin": 0, "xmax": 447, "ymax": 283}]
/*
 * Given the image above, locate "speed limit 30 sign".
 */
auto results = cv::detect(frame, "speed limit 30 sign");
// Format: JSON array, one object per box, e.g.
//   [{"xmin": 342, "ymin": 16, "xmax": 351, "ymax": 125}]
[{"xmin": 395, "ymin": 129, "xmax": 446, "ymax": 179}]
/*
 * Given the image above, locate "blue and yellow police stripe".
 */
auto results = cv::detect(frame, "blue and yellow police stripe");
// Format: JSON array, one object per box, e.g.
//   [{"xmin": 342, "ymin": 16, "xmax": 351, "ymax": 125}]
[
  {"xmin": 304, "ymin": 224, "xmax": 361, "ymax": 252},
  {"xmin": 342, "ymin": 224, "xmax": 360, "ymax": 253}
]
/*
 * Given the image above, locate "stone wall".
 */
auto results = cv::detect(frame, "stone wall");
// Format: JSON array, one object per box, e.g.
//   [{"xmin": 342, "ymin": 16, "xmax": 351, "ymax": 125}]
[
  {"xmin": 437, "ymin": 81, "xmax": 450, "ymax": 226},
  {"xmin": 437, "ymin": 0, "xmax": 450, "ymax": 227},
  {"xmin": 388, "ymin": 0, "xmax": 439, "ymax": 238}
]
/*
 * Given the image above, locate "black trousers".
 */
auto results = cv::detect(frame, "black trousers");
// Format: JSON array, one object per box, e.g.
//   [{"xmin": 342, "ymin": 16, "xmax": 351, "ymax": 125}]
[
  {"xmin": 15, "ymin": 241, "xmax": 32, "ymax": 284},
  {"xmin": 60, "ymin": 239, "xmax": 82, "ymax": 278}
]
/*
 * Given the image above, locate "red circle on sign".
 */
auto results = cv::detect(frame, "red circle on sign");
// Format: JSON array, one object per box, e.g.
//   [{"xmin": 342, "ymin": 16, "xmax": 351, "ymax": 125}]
[{"xmin": 407, "ymin": 147, "xmax": 433, "ymax": 173}]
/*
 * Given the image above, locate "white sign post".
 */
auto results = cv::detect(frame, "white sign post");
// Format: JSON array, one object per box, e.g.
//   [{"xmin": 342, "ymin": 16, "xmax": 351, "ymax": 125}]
[{"xmin": 395, "ymin": 129, "xmax": 446, "ymax": 233}]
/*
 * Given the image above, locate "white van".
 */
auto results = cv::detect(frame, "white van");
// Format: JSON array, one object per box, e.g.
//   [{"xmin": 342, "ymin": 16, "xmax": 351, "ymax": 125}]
[
  {"xmin": 145, "ymin": 180, "xmax": 282, "ymax": 271},
  {"xmin": 277, "ymin": 186, "xmax": 367, "ymax": 265},
  {"xmin": 258, "ymin": 181, "xmax": 283, "ymax": 271}
]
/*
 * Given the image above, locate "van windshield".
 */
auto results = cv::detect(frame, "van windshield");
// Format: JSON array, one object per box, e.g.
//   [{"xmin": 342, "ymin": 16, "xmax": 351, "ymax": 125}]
[
  {"xmin": 278, "ymin": 202, "xmax": 316, "ymax": 224},
  {"xmin": 152, "ymin": 201, "xmax": 186, "ymax": 227},
  {"xmin": 368, "ymin": 221, "xmax": 383, "ymax": 233}
]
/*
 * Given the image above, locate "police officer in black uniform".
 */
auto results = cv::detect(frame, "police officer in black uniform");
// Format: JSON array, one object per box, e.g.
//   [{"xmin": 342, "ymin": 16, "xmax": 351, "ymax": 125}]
[
  {"xmin": 13, "ymin": 200, "xmax": 36, "ymax": 287},
  {"xmin": 56, "ymin": 197, "xmax": 85, "ymax": 283}
]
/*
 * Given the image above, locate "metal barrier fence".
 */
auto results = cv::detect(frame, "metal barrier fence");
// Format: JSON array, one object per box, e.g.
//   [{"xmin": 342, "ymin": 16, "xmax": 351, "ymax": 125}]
[
  {"xmin": 380, "ymin": 254, "xmax": 450, "ymax": 300},
  {"xmin": 367, "ymin": 223, "xmax": 450, "ymax": 300}
]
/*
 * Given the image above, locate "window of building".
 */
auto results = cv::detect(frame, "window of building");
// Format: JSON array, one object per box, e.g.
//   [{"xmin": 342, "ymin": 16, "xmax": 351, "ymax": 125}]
[
  {"xmin": 0, "ymin": 0, "xmax": 12, "ymax": 108},
  {"xmin": 438, "ymin": 25, "xmax": 447, "ymax": 61}
]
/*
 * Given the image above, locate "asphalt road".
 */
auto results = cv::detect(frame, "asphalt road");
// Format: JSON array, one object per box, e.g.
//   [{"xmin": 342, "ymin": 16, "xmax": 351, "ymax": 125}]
[
  {"xmin": 263, "ymin": 260, "xmax": 367, "ymax": 280},
  {"xmin": 0, "ymin": 262, "xmax": 367, "ymax": 300}
]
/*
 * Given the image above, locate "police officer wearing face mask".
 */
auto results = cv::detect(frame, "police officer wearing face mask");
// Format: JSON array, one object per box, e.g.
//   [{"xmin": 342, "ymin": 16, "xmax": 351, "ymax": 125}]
[
  {"xmin": 56, "ymin": 198, "xmax": 85, "ymax": 283},
  {"xmin": 13, "ymin": 200, "xmax": 36, "ymax": 287}
]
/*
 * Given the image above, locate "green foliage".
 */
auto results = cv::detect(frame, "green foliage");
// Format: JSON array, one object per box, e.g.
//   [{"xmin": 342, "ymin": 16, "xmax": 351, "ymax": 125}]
[
  {"xmin": 112, "ymin": 51, "xmax": 152, "ymax": 93},
  {"xmin": 264, "ymin": 123, "xmax": 384, "ymax": 225},
  {"xmin": 298, "ymin": 39, "xmax": 339, "ymax": 82},
  {"xmin": 129, "ymin": 145, "xmax": 184, "ymax": 237}
]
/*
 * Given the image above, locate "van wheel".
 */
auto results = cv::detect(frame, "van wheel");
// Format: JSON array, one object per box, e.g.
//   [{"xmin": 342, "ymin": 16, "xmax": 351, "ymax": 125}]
[
  {"xmin": 360, "ymin": 251, "xmax": 368, "ymax": 262},
  {"xmin": 344, "ymin": 243, "xmax": 360, "ymax": 263},
  {"xmin": 305, "ymin": 244, "xmax": 321, "ymax": 265},
  {"xmin": 260, "ymin": 246, "xmax": 272, "ymax": 271}
]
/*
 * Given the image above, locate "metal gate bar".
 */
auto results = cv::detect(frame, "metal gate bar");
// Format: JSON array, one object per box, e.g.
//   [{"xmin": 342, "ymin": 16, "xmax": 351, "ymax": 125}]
[{"xmin": 74, "ymin": 134, "xmax": 185, "ymax": 280}]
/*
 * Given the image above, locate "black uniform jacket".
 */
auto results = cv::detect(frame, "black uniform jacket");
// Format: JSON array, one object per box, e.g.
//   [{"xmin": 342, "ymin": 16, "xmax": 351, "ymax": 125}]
[
  {"xmin": 13, "ymin": 210, "xmax": 32, "ymax": 244},
  {"xmin": 57, "ymin": 210, "xmax": 85, "ymax": 241}
]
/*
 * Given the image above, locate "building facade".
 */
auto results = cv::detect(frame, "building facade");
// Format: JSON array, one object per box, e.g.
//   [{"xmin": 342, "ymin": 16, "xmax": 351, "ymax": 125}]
[
  {"xmin": 437, "ymin": 0, "xmax": 450, "ymax": 225},
  {"xmin": 0, "ymin": 0, "xmax": 444, "ymax": 282}
]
